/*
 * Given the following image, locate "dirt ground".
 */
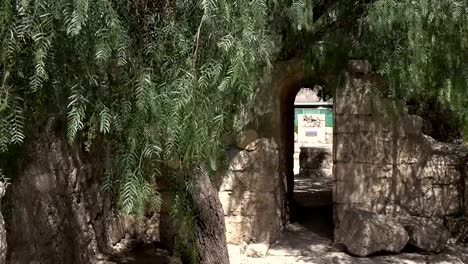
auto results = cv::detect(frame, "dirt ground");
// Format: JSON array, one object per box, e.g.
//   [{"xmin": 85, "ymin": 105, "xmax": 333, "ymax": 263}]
[{"xmin": 102, "ymin": 176, "xmax": 468, "ymax": 264}]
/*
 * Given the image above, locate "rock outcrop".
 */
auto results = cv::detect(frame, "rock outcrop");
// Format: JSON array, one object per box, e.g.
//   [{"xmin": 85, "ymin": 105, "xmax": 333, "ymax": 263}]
[
  {"xmin": 400, "ymin": 216, "xmax": 450, "ymax": 253},
  {"xmin": 335, "ymin": 209, "xmax": 409, "ymax": 257}
]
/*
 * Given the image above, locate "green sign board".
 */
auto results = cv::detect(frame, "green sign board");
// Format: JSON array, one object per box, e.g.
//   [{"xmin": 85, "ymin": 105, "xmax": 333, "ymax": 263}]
[{"xmin": 294, "ymin": 108, "xmax": 333, "ymax": 127}]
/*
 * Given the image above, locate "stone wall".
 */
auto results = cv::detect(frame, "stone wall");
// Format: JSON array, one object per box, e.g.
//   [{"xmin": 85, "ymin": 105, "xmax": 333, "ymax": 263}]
[
  {"xmin": 299, "ymin": 147, "xmax": 333, "ymax": 179},
  {"xmin": 219, "ymin": 59, "xmax": 468, "ymax": 249},
  {"xmin": 333, "ymin": 63, "xmax": 468, "ymax": 240},
  {"xmin": 219, "ymin": 139, "xmax": 283, "ymax": 244},
  {"xmin": 218, "ymin": 61, "xmax": 305, "ymax": 246}
]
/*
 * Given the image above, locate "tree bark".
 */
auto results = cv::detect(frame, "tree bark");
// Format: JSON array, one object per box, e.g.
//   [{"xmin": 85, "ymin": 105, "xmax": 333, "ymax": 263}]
[
  {"xmin": 0, "ymin": 182, "xmax": 6, "ymax": 264},
  {"xmin": 191, "ymin": 167, "xmax": 229, "ymax": 264}
]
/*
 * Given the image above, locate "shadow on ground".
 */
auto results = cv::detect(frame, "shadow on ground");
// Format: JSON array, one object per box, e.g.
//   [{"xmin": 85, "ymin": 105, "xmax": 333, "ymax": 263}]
[{"xmin": 98, "ymin": 242, "xmax": 172, "ymax": 264}]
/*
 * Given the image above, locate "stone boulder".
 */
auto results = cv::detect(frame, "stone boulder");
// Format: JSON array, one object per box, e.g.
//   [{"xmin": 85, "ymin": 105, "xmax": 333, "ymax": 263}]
[
  {"xmin": 335, "ymin": 209, "xmax": 409, "ymax": 257},
  {"xmin": 400, "ymin": 216, "xmax": 450, "ymax": 253}
]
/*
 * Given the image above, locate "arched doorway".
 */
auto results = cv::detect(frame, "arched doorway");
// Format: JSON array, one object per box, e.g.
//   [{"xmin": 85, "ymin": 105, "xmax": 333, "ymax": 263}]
[{"xmin": 277, "ymin": 79, "xmax": 335, "ymax": 241}]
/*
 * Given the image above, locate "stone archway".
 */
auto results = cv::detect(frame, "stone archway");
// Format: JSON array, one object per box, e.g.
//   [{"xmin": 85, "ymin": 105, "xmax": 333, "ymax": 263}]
[
  {"xmin": 218, "ymin": 59, "xmax": 324, "ymax": 245},
  {"xmin": 219, "ymin": 59, "xmax": 468, "ymax": 257}
]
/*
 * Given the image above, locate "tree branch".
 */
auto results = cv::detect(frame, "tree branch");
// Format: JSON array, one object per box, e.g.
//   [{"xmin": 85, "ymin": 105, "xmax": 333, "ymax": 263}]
[{"xmin": 192, "ymin": 15, "xmax": 206, "ymax": 79}]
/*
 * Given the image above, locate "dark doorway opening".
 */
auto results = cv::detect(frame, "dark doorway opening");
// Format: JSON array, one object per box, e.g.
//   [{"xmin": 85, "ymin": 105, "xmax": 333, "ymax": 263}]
[{"xmin": 288, "ymin": 87, "xmax": 334, "ymax": 241}]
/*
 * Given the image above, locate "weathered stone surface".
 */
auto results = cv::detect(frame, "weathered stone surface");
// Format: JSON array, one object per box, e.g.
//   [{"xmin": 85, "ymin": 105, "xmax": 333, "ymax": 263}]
[
  {"xmin": 110, "ymin": 212, "xmax": 160, "ymax": 246},
  {"xmin": 0, "ymin": 182, "xmax": 6, "ymax": 264},
  {"xmin": 358, "ymin": 115, "xmax": 394, "ymax": 141},
  {"xmin": 223, "ymin": 199, "xmax": 280, "ymax": 244},
  {"xmin": 333, "ymin": 70, "xmax": 468, "ymax": 245},
  {"xmin": 336, "ymin": 133, "xmax": 393, "ymax": 164},
  {"xmin": 400, "ymin": 216, "xmax": 450, "ymax": 253},
  {"xmin": 334, "ymin": 163, "xmax": 393, "ymax": 182},
  {"xmin": 427, "ymin": 254, "xmax": 464, "ymax": 264},
  {"xmin": 299, "ymin": 147, "xmax": 333, "ymax": 179},
  {"xmin": 245, "ymin": 243, "xmax": 269, "ymax": 258},
  {"xmin": 394, "ymin": 162, "xmax": 462, "ymax": 217},
  {"xmin": 220, "ymin": 138, "xmax": 282, "ymax": 245},
  {"xmin": 398, "ymin": 115, "xmax": 423, "ymax": 136},
  {"xmin": 335, "ymin": 94, "xmax": 373, "ymax": 115},
  {"xmin": 224, "ymin": 216, "xmax": 252, "ymax": 244},
  {"xmin": 237, "ymin": 129, "xmax": 259, "ymax": 150},
  {"xmin": 335, "ymin": 114, "xmax": 358, "ymax": 133},
  {"xmin": 335, "ymin": 179, "xmax": 392, "ymax": 207},
  {"xmin": 335, "ymin": 209, "xmax": 409, "ymax": 257},
  {"xmin": 301, "ymin": 147, "xmax": 332, "ymax": 168}
]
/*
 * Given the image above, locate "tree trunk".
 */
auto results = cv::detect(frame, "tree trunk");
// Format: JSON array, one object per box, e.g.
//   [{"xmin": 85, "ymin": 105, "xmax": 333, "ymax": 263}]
[
  {"xmin": 191, "ymin": 167, "xmax": 229, "ymax": 264},
  {"xmin": 5, "ymin": 130, "xmax": 113, "ymax": 264},
  {"xmin": 0, "ymin": 182, "xmax": 6, "ymax": 264}
]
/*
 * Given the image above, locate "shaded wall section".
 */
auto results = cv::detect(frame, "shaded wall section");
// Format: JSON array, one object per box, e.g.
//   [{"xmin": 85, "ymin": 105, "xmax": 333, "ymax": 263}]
[
  {"xmin": 219, "ymin": 139, "xmax": 282, "ymax": 244},
  {"xmin": 333, "ymin": 62, "xmax": 468, "ymax": 240},
  {"xmin": 219, "ymin": 60, "xmax": 311, "ymax": 245}
]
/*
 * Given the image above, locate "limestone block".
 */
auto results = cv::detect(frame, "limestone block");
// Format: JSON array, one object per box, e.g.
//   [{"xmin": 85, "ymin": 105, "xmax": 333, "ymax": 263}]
[
  {"xmin": 299, "ymin": 147, "xmax": 332, "ymax": 169},
  {"xmin": 396, "ymin": 162, "xmax": 460, "ymax": 186},
  {"xmin": 334, "ymin": 176, "xmax": 391, "ymax": 205},
  {"xmin": 335, "ymin": 94, "xmax": 373, "ymax": 115},
  {"xmin": 225, "ymin": 216, "xmax": 252, "ymax": 244},
  {"xmin": 396, "ymin": 181, "xmax": 461, "ymax": 217},
  {"xmin": 240, "ymin": 192, "xmax": 276, "ymax": 217},
  {"xmin": 237, "ymin": 129, "xmax": 258, "ymax": 150},
  {"xmin": 335, "ymin": 209, "xmax": 409, "ymax": 257},
  {"xmin": 397, "ymin": 138, "xmax": 432, "ymax": 164},
  {"xmin": 398, "ymin": 115, "xmax": 423, "ymax": 136},
  {"xmin": 334, "ymin": 180, "xmax": 368, "ymax": 204},
  {"xmin": 396, "ymin": 161, "xmax": 462, "ymax": 216},
  {"xmin": 427, "ymin": 154, "xmax": 460, "ymax": 167},
  {"xmin": 358, "ymin": 115, "xmax": 393, "ymax": 141},
  {"xmin": 219, "ymin": 171, "xmax": 237, "ymax": 191},
  {"xmin": 222, "ymin": 190, "xmax": 280, "ymax": 244},
  {"xmin": 335, "ymin": 133, "xmax": 393, "ymax": 164},
  {"xmin": 251, "ymin": 171, "xmax": 278, "ymax": 193},
  {"xmin": 367, "ymin": 177, "xmax": 392, "ymax": 203},
  {"xmin": 219, "ymin": 191, "xmax": 242, "ymax": 216},
  {"xmin": 335, "ymin": 114, "xmax": 358, "ymax": 133},
  {"xmin": 428, "ymin": 254, "xmax": 464, "ymax": 264},
  {"xmin": 359, "ymin": 135, "xmax": 393, "ymax": 165},
  {"xmin": 229, "ymin": 150, "xmax": 251, "ymax": 171},
  {"xmin": 334, "ymin": 162, "xmax": 392, "ymax": 182},
  {"xmin": 399, "ymin": 216, "xmax": 450, "ymax": 253},
  {"xmin": 334, "ymin": 203, "xmax": 373, "ymax": 226},
  {"xmin": 335, "ymin": 134, "xmax": 360, "ymax": 162}
]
